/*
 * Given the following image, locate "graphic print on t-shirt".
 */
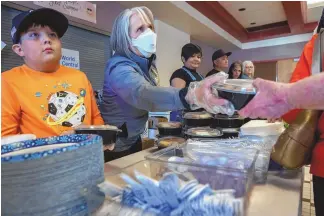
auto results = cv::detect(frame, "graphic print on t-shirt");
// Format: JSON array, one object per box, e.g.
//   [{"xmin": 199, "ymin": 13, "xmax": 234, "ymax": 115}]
[{"xmin": 46, "ymin": 89, "xmax": 87, "ymax": 127}]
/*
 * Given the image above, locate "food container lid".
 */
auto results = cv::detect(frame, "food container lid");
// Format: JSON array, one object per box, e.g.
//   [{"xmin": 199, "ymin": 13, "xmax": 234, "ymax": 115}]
[
  {"xmin": 156, "ymin": 136, "xmax": 186, "ymax": 148},
  {"xmin": 222, "ymin": 128, "xmax": 240, "ymax": 133},
  {"xmin": 185, "ymin": 127, "xmax": 222, "ymax": 137},
  {"xmin": 157, "ymin": 121, "xmax": 182, "ymax": 129},
  {"xmin": 212, "ymin": 79, "xmax": 256, "ymax": 95},
  {"xmin": 214, "ymin": 113, "xmax": 243, "ymax": 119},
  {"xmin": 183, "ymin": 112, "xmax": 213, "ymax": 119},
  {"xmin": 75, "ymin": 125, "xmax": 121, "ymax": 132}
]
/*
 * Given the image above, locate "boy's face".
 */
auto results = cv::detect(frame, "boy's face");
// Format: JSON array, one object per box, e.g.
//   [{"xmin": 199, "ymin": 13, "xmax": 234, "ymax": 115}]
[{"xmin": 12, "ymin": 25, "xmax": 62, "ymax": 69}]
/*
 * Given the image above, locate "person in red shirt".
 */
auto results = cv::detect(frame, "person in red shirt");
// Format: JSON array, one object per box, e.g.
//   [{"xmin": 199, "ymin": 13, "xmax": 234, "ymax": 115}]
[
  {"xmin": 238, "ymin": 72, "xmax": 324, "ymax": 215},
  {"xmin": 242, "ymin": 11, "xmax": 324, "ymax": 215},
  {"xmin": 2, "ymin": 8, "xmax": 104, "ymax": 138}
]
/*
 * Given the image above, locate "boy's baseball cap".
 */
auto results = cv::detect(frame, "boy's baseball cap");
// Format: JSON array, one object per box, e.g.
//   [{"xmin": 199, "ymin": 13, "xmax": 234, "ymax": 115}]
[{"xmin": 11, "ymin": 8, "xmax": 68, "ymax": 44}]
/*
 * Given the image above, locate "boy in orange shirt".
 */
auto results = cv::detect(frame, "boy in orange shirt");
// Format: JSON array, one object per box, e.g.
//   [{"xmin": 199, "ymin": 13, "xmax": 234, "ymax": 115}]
[{"xmin": 2, "ymin": 8, "xmax": 104, "ymax": 138}]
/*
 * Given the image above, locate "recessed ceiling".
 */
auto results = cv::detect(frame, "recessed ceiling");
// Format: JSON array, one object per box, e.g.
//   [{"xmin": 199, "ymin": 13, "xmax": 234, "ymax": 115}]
[
  {"xmin": 118, "ymin": 1, "xmax": 241, "ymax": 50},
  {"xmin": 118, "ymin": 1, "xmax": 322, "ymax": 50},
  {"xmin": 219, "ymin": 1, "xmax": 287, "ymax": 28},
  {"xmin": 188, "ymin": 1, "xmax": 320, "ymax": 42},
  {"xmin": 307, "ymin": 5, "xmax": 324, "ymax": 23}
]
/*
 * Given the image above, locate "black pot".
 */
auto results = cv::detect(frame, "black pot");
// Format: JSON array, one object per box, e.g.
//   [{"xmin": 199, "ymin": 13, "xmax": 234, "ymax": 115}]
[
  {"xmin": 183, "ymin": 112, "xmax": 213, "ymax": 127},
  {"xmin": 75, "ymin": 125, "xmax": 121, "ymax": 145},
  {"xmin": 183, "ymin": 118, "xmax": 213, "ymax": 127},
  {"xmin": 157, "ymin": 122, "xmax": 182, "ymax": 136},
  {"xmin": 184, "ymin": 127, "xmax": 223, "ymax": 139},
  {"xmin": 217, "ymin": 90, "xmax": 255, "ymax": 110},
  {"xmin": 211, "ymin": 114, "xmax": 246, "ymax": 128},
  {"xmin": 212, "ymin": 79, "xmax": 256, "ymax": 110}
]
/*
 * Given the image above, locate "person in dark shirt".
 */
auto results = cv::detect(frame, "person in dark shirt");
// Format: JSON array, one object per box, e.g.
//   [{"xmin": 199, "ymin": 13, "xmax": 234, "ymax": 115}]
[
  {"xmin": 228, "ymin": 61, "xmax": 243, "ymax": 79},
  {"xmin": 170, "ymin": 43, "xmax": 204, "ymax": 88},
  {"xmin": 170, "ymin": 43, "xmax": 204, "ymax": 121},
  {"xmin": 206, "ymin": 49, "xmax": 231, "ymax": 77}
]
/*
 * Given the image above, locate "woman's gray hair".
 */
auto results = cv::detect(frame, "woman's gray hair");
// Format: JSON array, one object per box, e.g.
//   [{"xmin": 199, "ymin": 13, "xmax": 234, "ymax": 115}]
[
  {"xmin": 110, "ymin": 6, "xmax": 155, "ymax": 58},
  {"xmin": 242, "ymin": 61, "xmax": 254, "ymax": 74}
]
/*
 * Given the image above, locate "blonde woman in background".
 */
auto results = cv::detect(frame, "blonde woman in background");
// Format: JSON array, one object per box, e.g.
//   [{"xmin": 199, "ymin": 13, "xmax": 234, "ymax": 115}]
[{"xmin": 242, "ymin": 61, "xmax": 255, "ymax": 79}]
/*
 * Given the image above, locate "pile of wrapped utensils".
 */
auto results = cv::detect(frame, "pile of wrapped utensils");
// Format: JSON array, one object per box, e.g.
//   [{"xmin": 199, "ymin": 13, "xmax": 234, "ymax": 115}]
[{"xmin": 102, "ymin": 171, "xmax": 243, "ymax": 216}]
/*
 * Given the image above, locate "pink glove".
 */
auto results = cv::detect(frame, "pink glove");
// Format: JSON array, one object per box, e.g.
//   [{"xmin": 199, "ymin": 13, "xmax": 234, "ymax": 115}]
[
  {"xmin": 185, "ymin": 72, "xmax": 235, "ymax": 115},
  {"xmin": 238, "ymin": 78, "xmax": 293, "ymax": 119}
]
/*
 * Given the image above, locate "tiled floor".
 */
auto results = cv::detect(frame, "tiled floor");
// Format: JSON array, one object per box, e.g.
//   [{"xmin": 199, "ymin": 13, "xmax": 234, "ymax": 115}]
[{"xmin": 302, "ymin": 166, "xmax": 316, "ymax": 216}]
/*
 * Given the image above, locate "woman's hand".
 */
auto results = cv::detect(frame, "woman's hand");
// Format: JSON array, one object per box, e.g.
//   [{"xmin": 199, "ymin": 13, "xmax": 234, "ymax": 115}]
[
  {"xmin": 238, "ymin": 78, "xmax": 293, "ymax": 119},
  {"xmin": 60, "ymin": 125, "xmax": 116, "ymax": 151},
  {"xmin": 185, "ymin": 72, "xmax": 235, "ymax": 115},
  {"xmin": 103, "ymin": 143, "xmax": 115, "ymax": 151}
]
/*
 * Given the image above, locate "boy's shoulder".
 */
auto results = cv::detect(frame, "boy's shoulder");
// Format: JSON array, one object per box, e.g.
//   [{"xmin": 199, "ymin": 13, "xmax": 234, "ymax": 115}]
[{"xmin": 2, "ymin": 66, "xmax": 25, "ymax": 82}]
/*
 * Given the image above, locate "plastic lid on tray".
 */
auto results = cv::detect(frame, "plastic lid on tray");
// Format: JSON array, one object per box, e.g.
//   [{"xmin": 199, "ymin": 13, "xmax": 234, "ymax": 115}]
[
  {"xmin": 212, "ymin": 79, "xmax": 257, "ymax": 95},
  {"xmin": 185, "ymin": 127, "xmax": 222, "ymax": 137},
  {"xmin": 222, "ymin": 128, "xmax": 240, "ymax": 133},
  {"xmin": 75, "ymin": 124, "xmax": 121, "ymax": 131},
  {"xmin": 157, "ymin": 121, "xmax": 182, "ymax": 128},
  {"xmin": 183, "ymin": 112, "xmax": 213, "ymax": 119},
  {"xmin": 214, "ymin": 112, "xmax": 243, "ymax": 119},
  {"xmin": 157, "ymin": 136, "xmax": 186, "ymax": 148}
]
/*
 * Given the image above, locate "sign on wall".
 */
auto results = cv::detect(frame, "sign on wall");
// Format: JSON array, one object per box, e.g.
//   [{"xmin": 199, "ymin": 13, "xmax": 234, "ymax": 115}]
[
  {"xmin": 1, "ymin": 41, "xmax": 6, "ymax": 50},
  {"xmin": 60, "ymin": 48, "xmax": 80, "ymax": 69},
  {"xmin": 33, "ymin": 1, "xmax": 96, "ymax": 23}
]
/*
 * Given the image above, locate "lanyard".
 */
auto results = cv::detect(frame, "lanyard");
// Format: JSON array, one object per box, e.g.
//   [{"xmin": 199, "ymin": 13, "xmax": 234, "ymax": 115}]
[{"xmin": 182, "ymin": 67, "xmax": 204, "ymax": 81}]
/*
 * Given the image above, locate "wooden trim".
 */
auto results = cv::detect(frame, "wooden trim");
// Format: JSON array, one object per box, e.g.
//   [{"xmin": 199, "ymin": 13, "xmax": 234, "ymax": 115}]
[
  {"xmin": 246, "ymin": 21, "xmax": 288, "ymax": 32},
  {"xmin": 246, "ymin": 25, "xmax": 291, "ymax": 42},
  {"xmin": 282, "ymin": 1, "xmax": 307, "ymax": 34},
  {"xmin": 186, "ymin": 1, "xmax": 248, "ymax": 41},
  {"xmin": 188, "ymin": 1, "xmax": 316, "ymax": 42},
  {"xmin": 304, "ymin": 22, "xmax": 318, "ymax": 32}
]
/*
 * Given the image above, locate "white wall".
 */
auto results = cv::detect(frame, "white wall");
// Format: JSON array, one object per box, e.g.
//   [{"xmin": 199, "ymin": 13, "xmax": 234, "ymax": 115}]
[
  {"xmin": 192, "ymin": 38, "xmax": 307, "ymax": 76},
  {"xmin": 5, "ymin": 1, "xmax": 126, "ymax": 35},
  {"xmin": 154, "ymin": 20, "xmax": 190, "ymax": 87}
]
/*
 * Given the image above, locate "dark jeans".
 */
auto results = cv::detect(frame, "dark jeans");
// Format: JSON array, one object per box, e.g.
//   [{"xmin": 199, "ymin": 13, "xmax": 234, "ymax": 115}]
[
  {"xmin": 103, "ymin": 137, "xmax": 142, "ymax": 162},
  {"xmin": 313, "ymin": 175, "xmax": 324, "ymax": 216}
]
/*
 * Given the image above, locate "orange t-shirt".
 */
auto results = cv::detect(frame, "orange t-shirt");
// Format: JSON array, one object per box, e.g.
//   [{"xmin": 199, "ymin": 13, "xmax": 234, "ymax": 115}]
[{"xmin": 1, "ymin": 64, "xmax": 104, "ymax": 138}]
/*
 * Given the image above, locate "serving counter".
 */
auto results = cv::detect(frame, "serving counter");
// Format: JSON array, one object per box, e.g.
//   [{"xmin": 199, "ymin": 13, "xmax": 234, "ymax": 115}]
[{"xmin": 103, "ymin": 147, "xmax": 303, "ymax": 216}]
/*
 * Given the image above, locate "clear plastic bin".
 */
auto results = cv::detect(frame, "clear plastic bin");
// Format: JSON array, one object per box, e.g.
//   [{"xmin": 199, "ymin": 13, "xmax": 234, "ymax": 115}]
[
  {"xmin": 186, "ymin": 136, "xmax": 276, "ymax": 183},
  {"xmin": 103, "ymin": 159, "xmax": 251, "ymax": 216},
  {"xmin": 145, "ymin": 145, "xmax": 258, "ymax": 199}
]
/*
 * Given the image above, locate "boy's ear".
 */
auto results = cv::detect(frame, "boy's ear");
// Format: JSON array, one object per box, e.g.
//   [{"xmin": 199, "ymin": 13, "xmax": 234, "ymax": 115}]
[{"xmin": 12, "ymin": 44, "xmax": 24, "ymax": 57}]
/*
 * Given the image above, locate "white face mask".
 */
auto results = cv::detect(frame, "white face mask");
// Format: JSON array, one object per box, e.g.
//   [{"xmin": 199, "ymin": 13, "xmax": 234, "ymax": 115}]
[{"xmin": 131, "ymin": 28, "xmax": 157, "ymax": 58}]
